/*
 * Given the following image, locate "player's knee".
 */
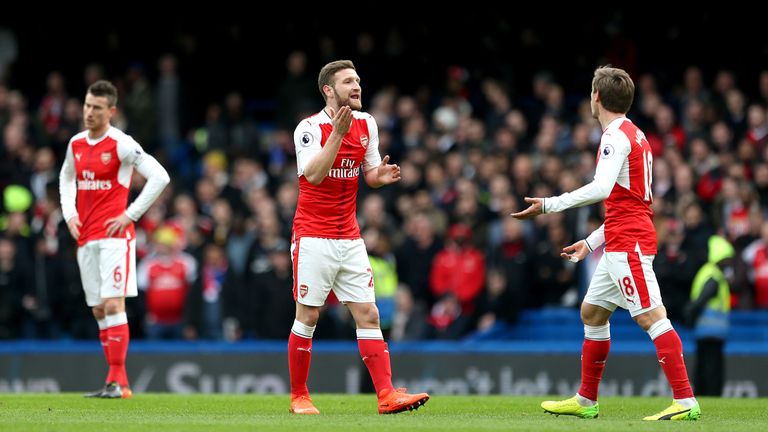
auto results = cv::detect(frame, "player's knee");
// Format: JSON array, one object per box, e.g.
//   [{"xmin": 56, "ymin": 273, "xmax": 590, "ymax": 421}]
[
  {"xmin": 361, "ymin": 305, "xmax": 380, "ymax": 327},
  {"xmin": 581, "ymin": 316, "xmax": 607, "ymax": 327},
  {"xmin": 296, "ymin": 304, "xmax": 320, "ymax": 325},
  {"xmin": 91, "ymin": 306, "xmax": 105, "ymax": 320},
  {"xmin": 633, "ymin": 313, "xmax": 655, "ymax": 330},
  {"xmin": 580, "ymin": 305, "xmax": 609, "ymax": 326},
  {"xmin": 633, "ymin": 306, "xmax": 667, "ymax": 330},
  {"xmin": 102, "ymin": 298, "xmax": 123, "ymax": 315}
]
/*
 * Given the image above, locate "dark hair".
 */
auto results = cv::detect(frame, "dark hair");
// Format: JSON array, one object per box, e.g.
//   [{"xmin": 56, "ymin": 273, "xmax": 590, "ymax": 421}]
[
  {"xmin": 87, "ymin": 80, "xmax": 118, "ymax": 107},
  {"xmin": 592, "ymin": 66, "xmax": 634, "ymax": 114},
  {"xmin": 318, "ymin": 60, "xmax": 355, "ymax": 100}
]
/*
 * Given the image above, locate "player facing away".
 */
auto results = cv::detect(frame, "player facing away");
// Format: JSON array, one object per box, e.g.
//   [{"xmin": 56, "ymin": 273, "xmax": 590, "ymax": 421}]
[
  {"xmin": 288, "ymin": 60, "xmax": 429, "ymax": 415},
  {"xmin": 59, "ymin": 80, "xmax": 170, "ymax": 398},
  {"xmin": 512, "ymin": 66, "xmax": 700, "ymax": 421}
]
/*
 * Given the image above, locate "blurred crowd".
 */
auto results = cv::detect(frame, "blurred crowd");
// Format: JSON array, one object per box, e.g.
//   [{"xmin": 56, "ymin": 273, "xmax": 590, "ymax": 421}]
[{"xmin": 1, "ymin": 44, "xmax": 768, "ymax": 342}]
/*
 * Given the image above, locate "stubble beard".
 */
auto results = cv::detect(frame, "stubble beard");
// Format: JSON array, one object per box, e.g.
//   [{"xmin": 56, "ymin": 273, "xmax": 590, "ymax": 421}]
[{"xmin": 334, "ymin": 89, "xmax": 362, "ymax": 111}]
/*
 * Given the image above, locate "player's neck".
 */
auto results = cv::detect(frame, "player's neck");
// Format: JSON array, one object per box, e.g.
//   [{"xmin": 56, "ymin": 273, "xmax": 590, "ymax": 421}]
[
  {"xmin": 323, "ymin": 105, "xmax": 338, "ymax": 118},
  {"xmin": 88, "ymin": 125, "xmax": 110, "ymax": 140},
  {"xmin": 599, "ymin": 112, "xmax": 625, "ymax": 130}
]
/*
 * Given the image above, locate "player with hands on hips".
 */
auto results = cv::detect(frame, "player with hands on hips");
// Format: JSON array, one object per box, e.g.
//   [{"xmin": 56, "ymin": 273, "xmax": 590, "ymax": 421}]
[{"xmin": 59, "ymin": 80, "xmax": 170, "ymax": 399}]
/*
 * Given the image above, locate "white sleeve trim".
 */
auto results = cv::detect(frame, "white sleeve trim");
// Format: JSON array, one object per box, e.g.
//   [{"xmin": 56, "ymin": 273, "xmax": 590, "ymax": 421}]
[{"xmin": 585, "ymin": 224, "xmax": 606, "ymax": 251}]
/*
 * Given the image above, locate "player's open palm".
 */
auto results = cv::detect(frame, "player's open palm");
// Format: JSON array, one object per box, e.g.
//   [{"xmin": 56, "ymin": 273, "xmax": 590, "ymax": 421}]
[
  {"xmin": 329, "ymin": 105, "xmax": 352, "ymax": 136},
  {"xmin": 560, "ymin": 240, "xmax": 589, "ymax": 263},
  {"xmin": 376, "ymin": 155, "xmax": 401, "ymax": 184},
  {"xmin": 511, "ymin": 197, "xmax": 543, "ymax": 220}
]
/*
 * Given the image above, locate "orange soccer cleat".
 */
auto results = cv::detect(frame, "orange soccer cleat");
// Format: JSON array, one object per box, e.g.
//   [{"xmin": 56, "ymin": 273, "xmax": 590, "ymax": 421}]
[
  {"xmin": 377, "ymin": 388, "xmax": 430, "ymax": 414},
  {"xmin": 290, "ymin": 395, "xmax": 320, "ymax": 415},
  {"xmin": 121, "ymin": 387, "xmax": 133, "ymax": 399}
]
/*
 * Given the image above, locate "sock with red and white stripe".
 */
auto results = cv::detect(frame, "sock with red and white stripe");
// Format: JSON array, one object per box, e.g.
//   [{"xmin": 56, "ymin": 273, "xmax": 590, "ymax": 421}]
[
  {"xmin": 104, "ymin": 312, "xmax": 130, "ymax": 387},
  {"xmin": 357, "ymin": 328, "xmax": 394, "ymax": 397},
  {"xmin": 577, "ymin": 323, "xmax": 610, "ymax": 403},
  {"xmin": 648, "ymin": 318, "xmax": 695, "ymax": 400},
  {"xmin": 288, "ymin": 320, "xmax": 315, "ymax": 398}
]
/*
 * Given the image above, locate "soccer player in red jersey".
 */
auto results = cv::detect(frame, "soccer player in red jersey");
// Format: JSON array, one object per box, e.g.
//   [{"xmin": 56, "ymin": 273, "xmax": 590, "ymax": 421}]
[
  {"xmin": 288, "ymin": 60, "xmax": 429, "ymax": 415},
  {"xmin": 59, "ymin": 80, "xmax": 170, "ymax": 398},
  {"xmin": 513, "ymin": 66, "xmax": 699, "ymax": 421}
]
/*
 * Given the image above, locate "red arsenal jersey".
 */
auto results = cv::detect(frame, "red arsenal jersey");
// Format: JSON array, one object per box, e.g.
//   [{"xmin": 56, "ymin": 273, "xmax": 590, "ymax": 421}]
[
  {"xmin": 62, "ymin": 128, "xmax": 144, "ymax": 245},
  {"xmin": 603, "ymin": 119, "xmax": 657, "ymax": 254},
  {"xmin": 545, "ymin": 118, "xmax": 656, "ymax": 254},
  {"xmin": 292, "ymin": 110, "xmax": 382, "ymax": 240}
]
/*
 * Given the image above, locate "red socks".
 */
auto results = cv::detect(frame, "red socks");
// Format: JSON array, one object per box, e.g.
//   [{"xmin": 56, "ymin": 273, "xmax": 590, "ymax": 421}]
[
  {"xmin": 575, "ymin": 320, "xmax": 694, "ymax": 401},
  {"xmin": 653, "ymin": 330, "xmax": 694, "ymax": 399},
  {"xmin": 288, "ymin": 323, "xmax": 395, "ymax": 398},
  {"xmin": 99, "ymin": 328, "xmax": 109, "ymax": 360},
  {"xmin": 357, "ymin": 335, "xmax": 394, "ymax": 396},
  {"xmin": 288, "ymin": 332, "xmax": 313, "ymax": 397},
  {"xmin": 578, "ymin": 339, "xmax": 611, "ymax": 401},
  {"xmin": 105, "ymin": 323, "xmax": 130, "ymax": 387}
]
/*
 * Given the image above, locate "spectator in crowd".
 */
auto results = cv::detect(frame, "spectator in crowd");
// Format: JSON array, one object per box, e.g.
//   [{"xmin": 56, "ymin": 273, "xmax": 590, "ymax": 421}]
[
  {"xmin": 396, "ymin": 212, "xmax": 442, "ymax": 309},
  {"xmin": 743, "ymin": 221, "xmax": 768, "ymax": 308},
  {"xmin": 137, "ymin": 225, "xmax": 197, "ymax": 339},
  {"xmin": 684, "ymin": 235, "xmax": 734, "ymax": 396},
  {"xmin": 185, "ymin": 242, "xmax": 235, "ymax": 340},
  {"xmin": 429, "ymin": 223, "xmax": 485, "ymax": 322},
  {"xmin": 0, "ymin": 236, "xmax": 30, "ymax": 338}
]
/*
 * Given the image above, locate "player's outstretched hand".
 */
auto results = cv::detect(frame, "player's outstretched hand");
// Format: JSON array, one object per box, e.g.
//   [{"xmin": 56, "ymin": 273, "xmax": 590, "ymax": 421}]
[
  {"xmin": 560, "ymin": 240, "xmax": 589, "ymax": 263},
  {"xmin": 376, "ymin": 155, "xmax": 401, "ymax": 185},
  {"xmin": 329, "ymin": 105, "xmax": 353, "ymax": 136},
  {"xmin": 511, "ymin": 197, "xmax": 544, "ymax": 220}
]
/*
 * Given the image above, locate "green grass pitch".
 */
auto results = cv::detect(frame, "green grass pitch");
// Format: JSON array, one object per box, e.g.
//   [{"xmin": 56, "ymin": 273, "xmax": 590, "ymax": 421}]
[{"xmin": 1, "ymin": 394, "xmax": 766, "ymax": 431}]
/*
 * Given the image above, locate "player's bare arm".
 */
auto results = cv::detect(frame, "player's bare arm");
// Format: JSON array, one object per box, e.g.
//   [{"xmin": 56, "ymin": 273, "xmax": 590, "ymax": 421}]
[
  {"xmin": 511, "ymin": 197, "xmax": 544, "ymax": 220},
  {"xmin": 303, "ymin": 106, "xmax": 352, "ymax": 184},
  {"xmin": 364, "ymin": 155, "xmax": 401, "ymax": 188},
  {"xmin": 105, "ymin": 214, "xmax": 134, "ymax": 237},
  {"xmin": 560, "ymin": 240, "xmax": 589, "ymax": 263}
]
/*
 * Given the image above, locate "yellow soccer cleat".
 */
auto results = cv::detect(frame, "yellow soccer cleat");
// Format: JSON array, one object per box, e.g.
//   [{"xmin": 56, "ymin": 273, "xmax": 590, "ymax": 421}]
[
  {"xmin": 643, "ymin": 401, "xmax": 700, "ymax": 421},
  {"xmin": 541, "ymin": 396, "xmax": 599, "ymax": 419}
]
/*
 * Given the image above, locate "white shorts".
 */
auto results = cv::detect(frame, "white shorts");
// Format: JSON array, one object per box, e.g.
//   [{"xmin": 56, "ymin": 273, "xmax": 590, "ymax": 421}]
[
  {"xmin": 77, "ymin": 238, "xmax": 138, "ymax": 307},
  {"xmin": 291, "ymin": 237, "xmax": 375, "ymax": 306},
  {"xmin": 584, "ymin": 250, "xmax": 663, "ymax": 317}
]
